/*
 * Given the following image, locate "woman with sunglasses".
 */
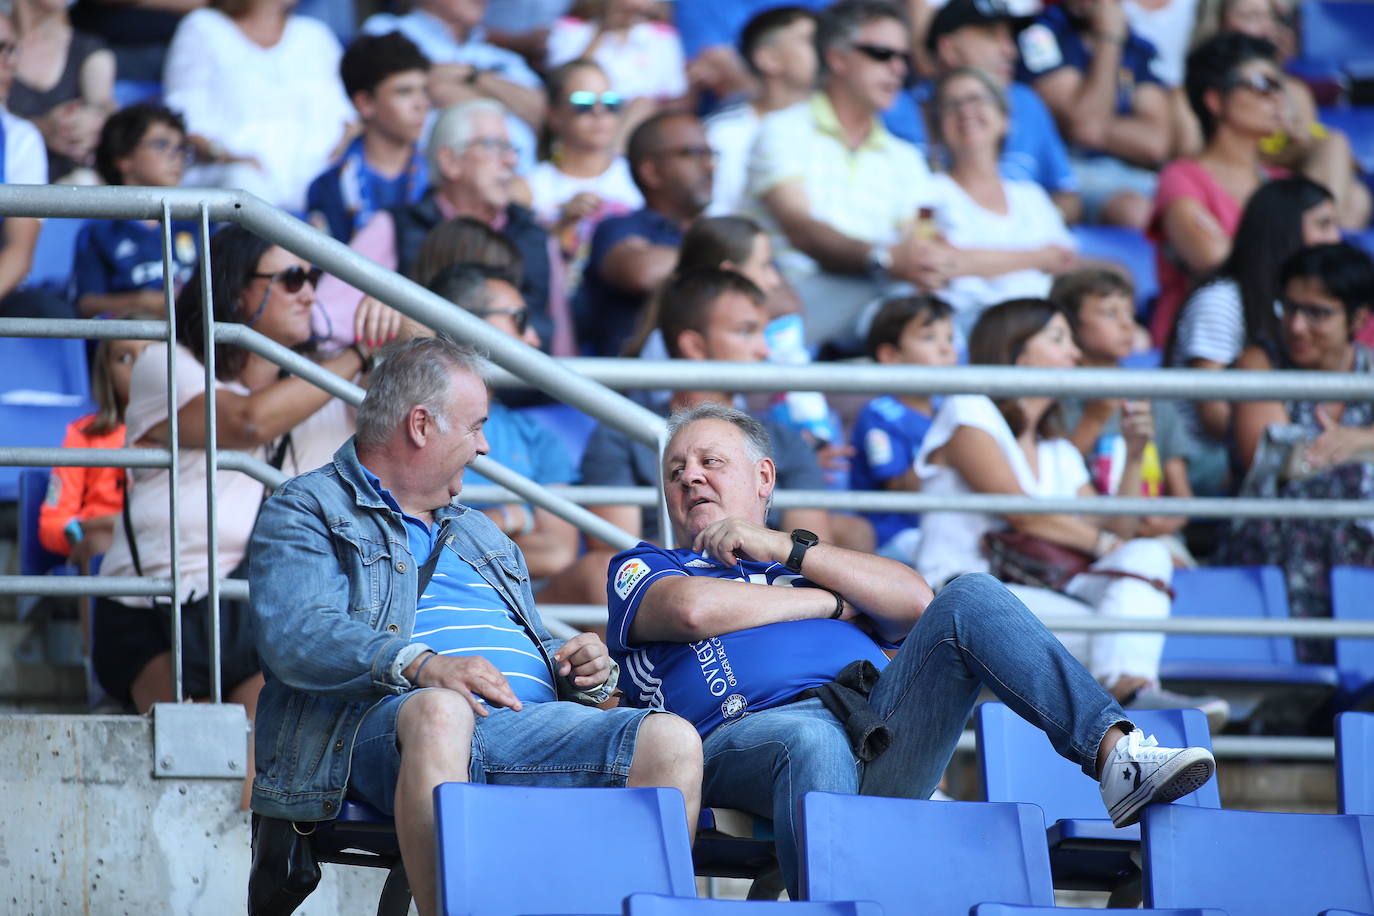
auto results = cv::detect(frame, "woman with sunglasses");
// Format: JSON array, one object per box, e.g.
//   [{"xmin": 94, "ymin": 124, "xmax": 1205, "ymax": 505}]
[
  {"xmin": 1218, "ymin": 242, "xmax": 1374, "ymax": 661},
  {"xmin": 548, "ymin": 0, "xmax": 686, "ymax": 126},
  {"xmin": 1145, "ymin": 31, "xmax": 1286, "ymax": 345},
  {"xmin": 528, "ymin": 59, "xmax": 643, "ymax": 263},
  {"xmin": 93, "ymin": 226, "xmax": 381, "ymax": 807}
]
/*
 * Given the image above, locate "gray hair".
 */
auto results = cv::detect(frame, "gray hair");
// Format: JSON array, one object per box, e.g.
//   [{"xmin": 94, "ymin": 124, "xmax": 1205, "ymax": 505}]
[
  {"xmin": 665, "ymin": 403, "xmax": 774, "ymax": 462},
  {"xmin": 816, "ymin": 0, "xmax": 909, "ymax": 73},
  {"xmin": 354, "ymin": 337, "xmax": 486, "ymax": 449},
  {"xmin": 426, "ymin": 99, "xmax": 509, "ymax": 184}
]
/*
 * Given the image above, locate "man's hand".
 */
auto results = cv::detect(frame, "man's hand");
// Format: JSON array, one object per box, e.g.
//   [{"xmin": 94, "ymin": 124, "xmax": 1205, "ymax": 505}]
[
  {"xmin": 1119, "ymin": 400, "xmax": 1155, "ymax": 460},
  {"xmin": 553, "ymin": 632, "xmax": 614, "ymax": 690},
  {"xmin": 692, "ymin": 517, "xmax": 790, "ymax": 567},
  {"xmin": 1090, "ymin": 0, "xmax": 1128, "ymax": 40},
  {"xmin": 413, "ymin": 654, "xmax": 523, "ymax": 716}
]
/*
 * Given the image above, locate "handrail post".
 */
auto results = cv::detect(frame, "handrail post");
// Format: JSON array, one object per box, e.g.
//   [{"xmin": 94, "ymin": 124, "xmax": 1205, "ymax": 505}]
[
  {"xmin": 198, "ymin": 201, "xmax": 222, "ymax": 705},
  {"xmin": 160, "ymin": 200, "xmax": 185, "ymax": 703}
]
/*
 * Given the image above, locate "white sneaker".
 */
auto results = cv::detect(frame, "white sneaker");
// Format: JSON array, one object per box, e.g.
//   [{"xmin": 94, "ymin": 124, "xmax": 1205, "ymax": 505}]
[
  {"xmin": 1099, "ymin": 728, "xmax": 1216, "ymax": 828},
  {"xmin": 1126, "ymin": 685, "xmax": 1231, "ymax": 733}
]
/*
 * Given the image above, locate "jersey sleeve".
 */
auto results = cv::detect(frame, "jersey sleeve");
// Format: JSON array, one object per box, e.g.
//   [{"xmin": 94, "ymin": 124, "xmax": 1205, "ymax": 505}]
[
  {"xmin": 854, "ymin": 404, "xmax": 914, "ymax": 484},
  {"xmin": 605, "ymin": 543, "xmax": 690, "ymax": 654},
  {"xmin": 72, "ymin": 223, "xmax": 109, "ymax": 299}
]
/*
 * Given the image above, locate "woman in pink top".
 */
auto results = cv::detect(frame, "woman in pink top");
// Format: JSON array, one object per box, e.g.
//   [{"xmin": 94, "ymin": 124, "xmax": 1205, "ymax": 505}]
[{"xmin": 1147, "ymin": 32, "xmax": 1284, "ymax": 345}]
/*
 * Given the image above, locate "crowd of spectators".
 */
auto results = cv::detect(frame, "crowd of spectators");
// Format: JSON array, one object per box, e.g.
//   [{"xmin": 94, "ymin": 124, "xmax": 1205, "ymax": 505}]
[{"xmin": 4, "ymin": 0, "xmax": 1374, "ymax": 730}]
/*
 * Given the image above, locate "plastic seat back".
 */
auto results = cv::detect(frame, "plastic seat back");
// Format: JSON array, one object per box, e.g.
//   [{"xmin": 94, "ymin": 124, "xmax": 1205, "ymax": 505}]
[
  {"xmin": 624, "ymin": 895, "xmax": 883, "ymax": 915},
  {"xmin": 1070, "ymin": 225, "xmax": 1159, "ymax": 316},
  {"xmin": 1302, "ymin": 0, "xmax": 1374, "ymax": 69},
  {"xmin": 977, "ymin": 703, "xmax": 1220, "ymax": 824},
  {"xmin": 434, "ymin": 783, "xmax": 696, "ymax": 916},
  {"xmin": 1333, "ymin": 567, "xmax": 1374, "ymax": 695},
  {"xmin": 1162, "ymin": 566, "xmax": 1316, "ymax": 673},
  {"xmin": 1338, "ymin": 712, "xmax": 1374, "ymax": 816},
  {"xmin": 972, "ymin": 906, "xmax": 1229, "ymax": 915},
  {"xmin": 798, "ymin": 792, "xmax": 1054, "ymax": 911},
  {"xmin": 1143, "ymin": 805, "xmax": 1374, "ymax": 914},
  {"xmin": 21, "ymin": 218, "xmax": 85, "ymax": 295}
]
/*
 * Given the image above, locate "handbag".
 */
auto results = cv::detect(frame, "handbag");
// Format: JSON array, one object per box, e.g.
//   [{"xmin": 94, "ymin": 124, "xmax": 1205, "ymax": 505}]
[{"xmin": 982, "ymin": 529, "xmax": 1175, "ymax": 598}]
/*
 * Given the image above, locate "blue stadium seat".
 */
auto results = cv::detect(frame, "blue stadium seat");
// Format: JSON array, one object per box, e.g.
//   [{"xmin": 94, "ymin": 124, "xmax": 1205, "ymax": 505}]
[
  {"xmin": 1302, "ymin": 1, "xmax": 1374, "ymax": 71},
  {"xmin": 1070, "ymin": 225, "xmax": 1160, "ymax": 317},
  {"xmin": 1160, "ymin": 566, "xmax": 1338, "ymax": 723},
  {"xmin": 693, "ymin": 807, "xmax": 783, "ymax": 900},
  {"xmin": 434, "ymin": 783, "xmax": 696, "ymax": 916},
  {"xmin": 22, "ymin": 217, "xmax": 85, "ymax": 296},
  {"xmin": 1337, "ymin": 711, "xmax": 1374, "ymax": 816},
  {"xmin": 1319, "ymin": 107, "xmax": 1374, "ymax": 175},
  {"xmin": 976, "ymin": 703, "xmax": 1219, "ymax": 901},
  {"xmin": 0, "ymin": 336, "xmax": 93, "ymax": 502},
  {"xmin": 624, "ymin": 896, "xmax": 883, "ymax": 915},
  {"xmin": 972, "ymin": 906, "xmax": 1228, "ymax": 916},
  {"xmin": 514, "ymin": 403, "xmax": 599, "ymax": 470},
  {"xmin": 798, "ymin": 792, "xmax": 1056, "ymax": 911},
  {"xmin": 1333, "ymin": 566, "xmax": 1374, "ymax": 703},
  {"xmin": 1142, "ymin": 805, "xmax": 1374, "ymax": 914}
]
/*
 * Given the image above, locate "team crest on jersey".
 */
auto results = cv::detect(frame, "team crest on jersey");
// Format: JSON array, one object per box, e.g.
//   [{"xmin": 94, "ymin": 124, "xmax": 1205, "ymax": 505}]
[
  {"xmin": 721, "ymin": 694, "xmax": 748, "ymax": 720},
  {"xmin": 613, "ymin": 558, "xmax": 650, "ymax": 598},
  {"xmin": 174, "ymin": 231, "xmax": 197, "ymax": 265},
  {"xmin": 684, "ymin": 557, "xmax": 717, "ymax": 568}
]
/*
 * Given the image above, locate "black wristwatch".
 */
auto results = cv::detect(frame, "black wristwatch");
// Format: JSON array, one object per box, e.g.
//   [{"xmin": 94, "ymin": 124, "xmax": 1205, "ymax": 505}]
[{"xmin": 786, "ymin": 528, "xmax": 819, "ymax": 573}]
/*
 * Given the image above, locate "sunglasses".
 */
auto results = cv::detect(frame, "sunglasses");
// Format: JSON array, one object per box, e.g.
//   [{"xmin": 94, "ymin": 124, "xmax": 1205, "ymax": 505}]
[
  {"xmin": 649, "ymin": 145, "xmax": 718, "ymax": 162},
  {"xmin": 1226, "ymin": 71, "xmax": 1284, "ymax": 95},
  {"xmin": 141, "ymin": 137, "xmax": 194, "ymax": 161},
  {"xmin": 253, "ymin": 265, "xmax": 322, "ymax": 293},
  {"xmin": 473, "ymin": 306, "xmax": 529, "ymax": 335},
  {"xmin": 850, "ymin": 42, "xmax": 909, "ymax": 66},
  {"xmin": 1282, "ymin": 299, "xmax": 1340, "ymax": 323},
  {"xmin": 568, "ymin": 90, "xmax": 623, "ymax": 114}
]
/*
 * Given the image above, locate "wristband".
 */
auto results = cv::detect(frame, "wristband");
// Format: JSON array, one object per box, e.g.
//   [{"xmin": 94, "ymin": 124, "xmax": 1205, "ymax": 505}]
[
  {"xmin": 826, "ymin": 589, "xmax": 845, "ymax": 619},
  {"xmin": 413, "ymin": 651, "xmax": 439, "ymax": 685},
  {"xmin": 520, "ymin": 504, "xmax": 536, "ymax": 536},
  {"xmin": 350, "ymin": 343, "xmax": 375, "ymax": 373},
  {"xmin": 64, "ymin": 518, "xmax": 84, "ymax": 545}
]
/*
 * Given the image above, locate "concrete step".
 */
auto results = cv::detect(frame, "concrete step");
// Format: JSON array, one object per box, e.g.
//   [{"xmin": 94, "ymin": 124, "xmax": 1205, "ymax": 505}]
[{"xmin": 0, "ymin": 620, "xmax": 90, "ymax": 710}]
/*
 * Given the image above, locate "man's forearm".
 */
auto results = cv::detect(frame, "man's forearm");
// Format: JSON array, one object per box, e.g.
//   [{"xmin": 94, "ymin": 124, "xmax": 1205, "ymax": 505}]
[
  {"xmin": 780, "ymin": 216, "xmax": 873, "ymax": 275},
  {"xmin": 789, "ymin": 542, "xmax": 931, "ymax": 633},
  {"xmin": 633, "ymin": 575, "xmax": 841, "ymax": 643}
]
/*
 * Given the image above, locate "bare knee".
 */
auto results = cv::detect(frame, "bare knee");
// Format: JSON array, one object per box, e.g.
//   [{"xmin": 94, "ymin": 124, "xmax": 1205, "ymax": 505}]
[
  {"xmin": 631, "ymin": 712, "xmax": 703, "ymax": 785},
  {"xmin": 397, "ymin": 689, "xmax": 476, "ymax": 760}
]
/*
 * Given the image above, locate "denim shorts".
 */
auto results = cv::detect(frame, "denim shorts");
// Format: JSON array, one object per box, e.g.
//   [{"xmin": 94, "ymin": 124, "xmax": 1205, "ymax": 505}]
[{"xmin": 347, "ymin": 690, "xmax": 657, "ymax": 815}]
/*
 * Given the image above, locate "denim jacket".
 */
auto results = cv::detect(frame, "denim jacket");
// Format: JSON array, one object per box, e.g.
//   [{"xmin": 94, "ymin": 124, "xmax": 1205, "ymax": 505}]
[{"xmin": 249, "ymin": 438, "xmax": 617, "ymax": 822}]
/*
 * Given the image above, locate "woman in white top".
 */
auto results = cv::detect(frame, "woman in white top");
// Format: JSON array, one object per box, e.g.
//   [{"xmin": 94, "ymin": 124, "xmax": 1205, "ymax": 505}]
[
  {"xmin": 915, "ymin": 298, "xmax": 1227, "ymax": 726},
  {"xmin": 94, "ymin": 226, "xmax": 386, "ymax": 805},
  {"xmin": 527, "ymin": 59, "xmax": 643, "ymax": 264},
  {"xmin": 163, "ymin": 0, "xmax": 354, "ymax": 211},
  {"xmin": 928, "ymin": 68, "xmax": 1077, "ymax": 331}
]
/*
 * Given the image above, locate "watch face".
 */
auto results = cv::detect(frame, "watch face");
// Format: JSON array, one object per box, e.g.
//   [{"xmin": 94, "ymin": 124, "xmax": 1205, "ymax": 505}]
[{"xmin": 792, "ymin": 529, "xmax": 819, "ymax": 547}]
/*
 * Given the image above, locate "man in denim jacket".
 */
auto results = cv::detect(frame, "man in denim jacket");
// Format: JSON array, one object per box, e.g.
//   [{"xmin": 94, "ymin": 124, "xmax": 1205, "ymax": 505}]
[{"xmin": 249, "ymin": 338, "xmax": 702, "ymax": 916}]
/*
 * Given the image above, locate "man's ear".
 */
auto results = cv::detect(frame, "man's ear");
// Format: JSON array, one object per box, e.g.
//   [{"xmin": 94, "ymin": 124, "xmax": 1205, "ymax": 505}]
[
  {"xmin": 352, "ymin": 89, "xmax": 377, "ymax": 121},
  {"xmin": 874, "ymin": 341, "xmax": 898, "ymax": 365},
  {"xmin": 1350, "ymin": 305, "xmax": 1371, "ymax": 341},
  {"xmin": 435, "ymin": 145, "xmax": 463, "ymax": 183},
  {"xmin": 637, "ymin": 156, "xmax": 662, "ymax": 193},
  {"xmin": 756, "ymin": 456, "xmax": 777, "ymax": 499},
  {"xmin": 406, "ymin": 404, "xmax": 432, "ymax": 447},
  {"xmin": 676, "ymin": 327, "xmax": 708, "ymax": 360}
]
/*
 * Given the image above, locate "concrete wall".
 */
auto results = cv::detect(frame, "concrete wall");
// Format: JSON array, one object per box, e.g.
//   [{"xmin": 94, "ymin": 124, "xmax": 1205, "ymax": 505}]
[{"xmin": 0, "ymin": 714, "xmax": 407, "ymax": 915}]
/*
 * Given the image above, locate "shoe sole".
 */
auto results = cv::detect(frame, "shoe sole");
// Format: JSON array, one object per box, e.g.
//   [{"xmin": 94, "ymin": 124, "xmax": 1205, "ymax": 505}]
[{"xmin": 1107, "ymin": 748, "xmax": 1216, "ymax": 828}]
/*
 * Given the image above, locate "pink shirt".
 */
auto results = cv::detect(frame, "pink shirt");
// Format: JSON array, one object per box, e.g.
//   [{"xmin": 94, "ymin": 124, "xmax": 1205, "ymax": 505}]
[{"xmin": 1147, "ymin": 159, "xmax": 1282, "ymax": 346}]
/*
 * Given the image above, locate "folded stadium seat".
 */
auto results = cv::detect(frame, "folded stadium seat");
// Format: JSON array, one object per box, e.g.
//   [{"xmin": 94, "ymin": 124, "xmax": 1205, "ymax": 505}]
[
  {"xmin": 1302, "ymin": 1, "xmax": 1374, "ymax": 74},
  {"xmin": 693, "ymin": 807, "xmax": 784, "ymax": 901},
  {"xmin": 1337, "ymin": 711, "xmax": 1374, "ymax": 815},
  {"xmin": 1142, "ymin": 805, "xmax": 1374, "ymax": 914},
  {"xmin": 623, "ymin": 895, "xmax": 883, "ymax": 915},
  {"xmin": 1159, "ymin": 565, "xmax": 1338, "ymax": 728},
  {"xmin": 248, "ymin": 798, "xmax": 410, "ymax": 916},
  {"xmin": 21, "ymin": 217, "xmax": 85, "ymax": 297},
  {"xmin": 976, "ymin": 703, "xmax": 1220, "ymax": 905},
  {"xmin": 798, "ymin": 792, "xmax": 1056, "ymax": 911},
  {"xmin": 112, "ymin": 79, "xmax": 162, "ymax": 109},
  {"xmin": 434, "ymin": 783, "xmax": 696, "ymax": 916},
  {"xmin": 1333, "ymin": 566, "xmax": 1374, "ymax": 709},
  {"xmin": 1319, "ymin": 107, "xmax": 1374, "ymax": 174},
  {"xmin": 1070, "ymin": 225, "xmax": 1160, "ymax": 319},
  {"xmin": 0, "ymin": 336, "xmax": 94, "ymax": 501}
]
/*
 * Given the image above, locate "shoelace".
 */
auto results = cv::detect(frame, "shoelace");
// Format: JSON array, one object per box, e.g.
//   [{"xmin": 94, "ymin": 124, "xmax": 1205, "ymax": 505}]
[{"xmin": 1119, "ymin": 731, "xmax": 1173, "ymax": 764}]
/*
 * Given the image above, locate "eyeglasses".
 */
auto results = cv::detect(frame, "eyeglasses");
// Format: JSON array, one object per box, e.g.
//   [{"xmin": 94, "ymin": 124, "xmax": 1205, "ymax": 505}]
[
  {"xmin": 141, "ymin": 137, "xmax": 194, "ymax": 160},
  {"xmin": 252, "ymin": 265, "xmax": 322, "ymax": 293},
  {"xmin": 462, "ymin": 137, "xmax": 518, "ymax": 157},
  {"xmin": 938, "ymin": 91, "xmax": 999, "ymax": 115},
  {"xmin": 1282, "ymin": 299, "xmax": 1341, "ymax": 324},
  {"xmin": 568, "ymin": 90, "xmax": 623, "ymax": 114},
  {"xmin": 850, "ymin": 42, "xmax": 909, "ymax": 66},
  {"xmin": 0, "ymin": 42, "xmax": 18, "ymax": 58},
  {"xmin": 472, "ymin": 306, "xmax": 528, "ymax": 335},
  {"xmin": 1226, "ymin": 71, "xmax": 1284, "ymax": 96},
  {"xmin": 648, "ymin": 145, "xmax": 718, "ymax": 163}
]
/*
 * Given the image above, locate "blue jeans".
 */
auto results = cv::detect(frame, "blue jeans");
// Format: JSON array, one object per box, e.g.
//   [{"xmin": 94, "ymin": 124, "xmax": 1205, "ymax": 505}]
[
  {"xmin": 348, "ymin": 693, "xmax": 657, "ymax": 815},
  {"xmin": 700, "ymin": 573, "xmax": 1129, "ymax": 897}
]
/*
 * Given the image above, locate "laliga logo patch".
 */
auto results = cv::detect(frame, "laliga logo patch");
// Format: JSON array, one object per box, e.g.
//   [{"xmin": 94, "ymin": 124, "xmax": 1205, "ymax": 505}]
[
  {"xmin": 613, "ymin": 558, "xmax": 650, "ymax": 599},
  {"xmin": 721, "ymin": 694, "xmax": 748, "ymax": 719}
]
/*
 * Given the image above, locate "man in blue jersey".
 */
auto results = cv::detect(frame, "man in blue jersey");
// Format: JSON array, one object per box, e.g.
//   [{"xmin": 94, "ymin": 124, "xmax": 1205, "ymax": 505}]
[
  {"xmin": 606, "ymin": 403, "xmax": 1217, "ymax": 898},
  {"xmin": 249, "ymin": 337, "xmax": 702, "ymax": 916}
]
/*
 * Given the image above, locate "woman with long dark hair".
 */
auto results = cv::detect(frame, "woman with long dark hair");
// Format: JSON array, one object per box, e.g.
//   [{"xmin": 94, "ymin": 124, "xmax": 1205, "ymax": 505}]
[
  {"xmin": 94, "ymin": 226, "xmax": 375, "ymax": 804},
  {"xmin": 914, "ymin": 299, "xmax": 1227, "ymax": 726}
]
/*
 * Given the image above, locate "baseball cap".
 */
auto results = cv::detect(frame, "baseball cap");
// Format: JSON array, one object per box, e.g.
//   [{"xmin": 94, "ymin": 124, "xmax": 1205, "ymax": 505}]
[{"xmin": 926, "ymin": 0, "xmax": 1035, "ymax": 52}]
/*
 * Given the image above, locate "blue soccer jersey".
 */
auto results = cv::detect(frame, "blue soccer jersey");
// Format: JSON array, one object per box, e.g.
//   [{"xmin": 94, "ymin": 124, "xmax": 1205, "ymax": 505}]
[
  {"xmin": 73, "ymin": 219, "xmax": 200, "ymax": 303},
  {"xmin": 605, "ymin": 542, "xmax": 890, "ymax": 736},
  {"xmin": 848, "ymin": 395, "xmax": 934, "ymax": 548}
]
